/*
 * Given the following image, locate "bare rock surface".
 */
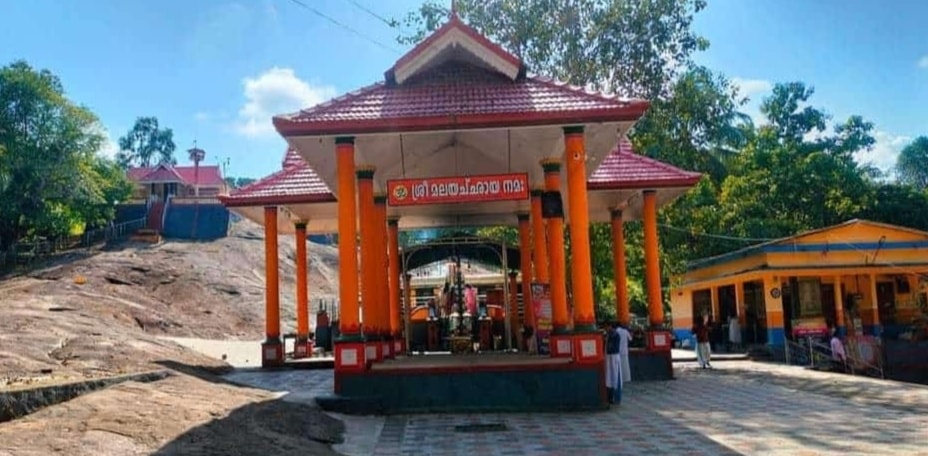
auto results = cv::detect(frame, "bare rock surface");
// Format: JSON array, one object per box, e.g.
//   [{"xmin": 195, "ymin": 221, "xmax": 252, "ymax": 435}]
[{"xmin": 0, "ymin": 220, "xmax": 344, "ymax": 455}]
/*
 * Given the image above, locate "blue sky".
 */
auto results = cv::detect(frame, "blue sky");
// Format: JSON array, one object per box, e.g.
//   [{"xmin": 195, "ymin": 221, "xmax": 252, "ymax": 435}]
[{"xmin": 1, "ymin": 0, "xmax": 925, "ymax": 178}]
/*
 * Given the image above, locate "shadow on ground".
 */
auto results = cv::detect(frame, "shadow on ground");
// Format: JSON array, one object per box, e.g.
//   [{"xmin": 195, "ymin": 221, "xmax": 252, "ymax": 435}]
[
  {"xmin": 152, "ymin": 397, "xmax": 345, "ymax": 456},
  {"xmin": 155, "ymin": 360, "xmax": 234, "ymax": 384}
]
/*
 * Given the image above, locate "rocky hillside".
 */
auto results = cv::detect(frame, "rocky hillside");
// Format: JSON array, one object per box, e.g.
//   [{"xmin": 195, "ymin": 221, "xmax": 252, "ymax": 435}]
[{"xmin": 0, "ymin": 219, "xmax": 340, "ymax": 388}]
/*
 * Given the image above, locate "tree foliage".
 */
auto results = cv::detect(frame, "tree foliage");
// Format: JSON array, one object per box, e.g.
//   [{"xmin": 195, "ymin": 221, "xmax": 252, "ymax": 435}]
[
  {"xmin": 0, "ymin": 60, "xmax": 131, "ymax": 248},
  {"xmin": 116, "ymin": 116, "xmax": 177, "ymax": 168},
  {"xmin": 896, "ymin": 136, "xmax": 928, "ymax": 189}
]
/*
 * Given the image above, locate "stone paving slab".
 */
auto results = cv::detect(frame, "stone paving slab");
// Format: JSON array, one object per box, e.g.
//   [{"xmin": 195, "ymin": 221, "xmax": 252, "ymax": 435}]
[{"xmin": 223, "ymin": 361, "xmax": 928, "ymax": 456}]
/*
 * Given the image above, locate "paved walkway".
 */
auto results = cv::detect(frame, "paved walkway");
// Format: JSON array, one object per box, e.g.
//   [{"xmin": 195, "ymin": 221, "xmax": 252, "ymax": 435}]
[{"xmin": 223, "ymin": 360, "xmax": 928, "ymax": 455}]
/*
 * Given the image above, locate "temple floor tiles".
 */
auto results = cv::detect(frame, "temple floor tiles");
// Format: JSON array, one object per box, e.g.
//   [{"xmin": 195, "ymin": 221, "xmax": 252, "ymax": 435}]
[{"xmin": 224, "ymin": 362, "xmax": 928, "ymax": 456}]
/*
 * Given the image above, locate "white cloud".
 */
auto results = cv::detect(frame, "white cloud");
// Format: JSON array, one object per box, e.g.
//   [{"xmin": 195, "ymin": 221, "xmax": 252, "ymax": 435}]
[
  {"xmin": 194, "ymin": 112, "xmax": 211, "ymax": 122},
  {"xmin": 731, "ymin": 77, "xmax": 772, "ymax": 126},
  {"xmin": 855, "ymin": 130, "xmax": 911, "ymax": 173},
  {"xmin": 234, "ymin": 67, "xmax": 336, "ymax": 138},
  {"xmin": 918, "ymin": 55, "xmax": 928, "ymax": 69},
  {"xmin": 731, "ymin": 77, "xmax": 772, "ymax": 99},
  {"xmin": 94, "ymin": 126, "xmax": 120, "ymax": 159}
]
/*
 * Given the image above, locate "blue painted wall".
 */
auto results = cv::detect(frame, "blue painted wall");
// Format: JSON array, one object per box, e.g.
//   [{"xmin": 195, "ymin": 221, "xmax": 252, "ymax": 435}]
[
  {"xmin": 162, "ymin": 204, "xmax": 230, "ymax": 240},
  {"xmin": 673, "ymin": 329, "xmax": 693, "ymax": 347},
  {"xmin": 767, "ymin": 327, "xmax": 786, "ymax": 346}
]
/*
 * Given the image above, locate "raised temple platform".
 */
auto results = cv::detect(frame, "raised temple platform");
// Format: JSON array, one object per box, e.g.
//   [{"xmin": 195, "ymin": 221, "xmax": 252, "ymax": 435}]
[
  {"xmin": 320, "ymin": 353, "xmax": 604, "ymax": 414},
  {"xmin": 316, "ymin": 349, "xmax": 673, "ymax": 414}
]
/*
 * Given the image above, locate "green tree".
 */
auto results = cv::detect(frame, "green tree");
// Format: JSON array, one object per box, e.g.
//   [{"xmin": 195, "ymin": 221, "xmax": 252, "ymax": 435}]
[
  {"xmin": 632, "ymin": 65, "xmax": 753, "ymax": 184},
  {"xmin": 396, "ymin": 0, "xmax": 708, "ymax": 98},
  {"xmin": 895, "ymin": 136, "xmax": 928, "ymax": 189},
  {"xmin": 860, "ymin": 184, "xmax": 928, "ymax": 231},
  {"xmin": 0, "ymin": 60, "xmax": 131, "ymax": 247},
  {"xmin": 716, "ymin": 83, "xmax": 874, "ymax": 241},
  {"xmin": 116, "ymin": 116, "xmax": 177, "ymax": 168}
]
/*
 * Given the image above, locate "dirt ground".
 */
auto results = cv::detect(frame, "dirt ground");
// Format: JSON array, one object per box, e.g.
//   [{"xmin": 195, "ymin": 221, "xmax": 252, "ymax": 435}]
[{"xmin": 0, "ymin": 220, "xmax": 344, "ymax": 455}]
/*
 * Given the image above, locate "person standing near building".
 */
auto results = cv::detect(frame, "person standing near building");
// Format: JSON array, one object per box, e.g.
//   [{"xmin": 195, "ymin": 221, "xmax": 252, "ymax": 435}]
[
  {"xmin": 830, "ymin": 328, "xmax": 847, "ymax": 372},
  {"xmin": 693, "ymin": 316, "xmax": 712, "ymax": 369},
  {"xmin": 728, "ymin": 313, "xmax": 742, "ymax": 352}
]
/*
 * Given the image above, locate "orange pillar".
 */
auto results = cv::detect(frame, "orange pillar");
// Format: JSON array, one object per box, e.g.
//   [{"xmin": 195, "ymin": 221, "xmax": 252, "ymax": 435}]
[
  {"xmin": 356, "ymin": 167, "xmax": 377, "ymax": 333},
  {"xmin": 261, "ymin": 206, "xmax": 282, "ymax": 367},
  {"xmin": 834, "ymin": 275, "xmax": 845, "ymax": 335},
  {"xmin": 611, "ymin": 210, "xmax": 629, "ymax": 326},
  {"xmin": 564, "ymin": 127, "xmax": 596, "ymax": 332},
  {"xmin": 294, "ymin": 221, "xmax": 312, "ymax": 358},
  {"xmin": 333, "ymin": 137, "xmax": 364, "ymax": 381},
  {"xmin": 388, "ymin": 218, "xmax": 402, "ymax": 354},
  {"xmin": 643, "ymin": 190, "xmax": 664, "ymax": 328},
  {"xmin": 530, "ymin": 190, "xmax": 549, "ymax": 283},
  {"xmin": 542, "ymin": 160, "xmax": 570, "ymax": 354},
  {"xmin": 517, "ymin": 214, "xmax": 534, "ymax": 335},
  {"xmin": 374, "ymin": 193, "xmax": 391, "ymax": 358}
]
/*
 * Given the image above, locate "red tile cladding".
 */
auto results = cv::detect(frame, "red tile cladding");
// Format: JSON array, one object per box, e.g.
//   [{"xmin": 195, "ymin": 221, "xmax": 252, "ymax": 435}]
[
  {"xmin": 127, "ymin": 165, "xmax": 224, "ymax": 187},
  {"xmin": 274, "ymin": 62, "xmax": 649, "ymax": 136},
  {"xmin": 588, "ymin": 139, "xmax": 702, "ymax": 190},
  {"xmin": 219, "ymin": 149, "xmax": 334, "ymax": 207}
]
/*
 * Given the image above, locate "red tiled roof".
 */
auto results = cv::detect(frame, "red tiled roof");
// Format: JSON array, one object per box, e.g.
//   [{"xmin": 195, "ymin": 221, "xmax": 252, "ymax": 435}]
[
  {"xmin": 127, "ymin": 164, "xmax": 225, "ymax": 186},
  {"xmin": 588, "ymin": 139, "xmax": 702, "ymax": 190},
  {"xmin": 274, "ymin": 62, "xmax": 649, "ymax": 137},
  {"xmin": 219, "ymin": 149, "xmax": 334, "ymax": 207}
]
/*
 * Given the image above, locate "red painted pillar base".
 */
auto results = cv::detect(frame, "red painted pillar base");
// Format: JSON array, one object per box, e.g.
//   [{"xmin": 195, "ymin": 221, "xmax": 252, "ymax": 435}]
[
  {"xmin": 365, "ymin": 338, "xmax": 383, "ymax": 364},
  {"xmin": 647, "ymin": 329, "xmax": 673, "ymax": 351},
  {"xmin": 261, "ymin": 339, "xmax": 284, "ymax": 367},
  {"xmin": 293, "ymin": 338, "xmax": 314, "ymax": 359},
  {"xmin": 572, "ymin": 332, "xmax": 604, "ymax": 364},
  {"xmin": 334, "ymin": 340, "xmax": 366, "ymax": 395},
  {"xmin": 550, "ymin": 334, "xmax": 573, "ymax": 358},
  {"xmin": 393, "ymin": 336, "xmax": 404, "ymax": 356},
  {"xmin": 382, "ymin": 337, "xmax": 394, "ymax": 360}
]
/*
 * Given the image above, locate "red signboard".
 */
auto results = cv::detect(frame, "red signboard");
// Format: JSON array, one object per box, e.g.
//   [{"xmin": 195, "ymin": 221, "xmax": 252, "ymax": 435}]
[{"xmin": 387, "ymin": 173, "xmax": 529, "ymax": 206}]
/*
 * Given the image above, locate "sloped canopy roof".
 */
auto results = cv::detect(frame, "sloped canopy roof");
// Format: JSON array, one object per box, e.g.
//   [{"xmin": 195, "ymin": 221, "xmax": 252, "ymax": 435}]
[
  {"xmin": 589, "ymin": 139, "xmax": 702, "ymax": 190},
  {"xmin": 219, "ymin": 149, "xmax": 333, "ymax": 207}
]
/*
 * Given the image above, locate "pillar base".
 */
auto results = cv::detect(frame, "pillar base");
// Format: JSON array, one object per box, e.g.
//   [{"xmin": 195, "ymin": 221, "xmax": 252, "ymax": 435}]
[
  {"xmin": 365, "ymin": 338, "xmax": 383, "ymax": 364},
  {"xmin": 393, "ymin": 337, "xmax": 404, "ymax": 356},
  {"xmin": 261, "ymin": 338, "xmax": 284, "ymax": 368},
  {"xmin": 646, "ymin": 329, "xmax": 673, "ymax": 351},
  {"xmin": 334, "ymin": 340, "xmax": 367, "ymax": 372},
  {"xmin": 572, "ymin": 332, "xmax": 604, "ymax": 364},
  {"xmin": 294, "ymin": 338, "xmax": 314, "ymax": 359},
  {"xmin": 382, "ymin": 337, "xmax": 394, "ymax": 360},
  {"xmin": 550, "ymin": 334, "xmax": 573, "ymax": 358}
]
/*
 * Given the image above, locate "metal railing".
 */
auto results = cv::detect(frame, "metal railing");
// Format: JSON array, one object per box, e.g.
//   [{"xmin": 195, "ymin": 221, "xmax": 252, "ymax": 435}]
[
  {"xmin": 0, "ymin": 217, "xmax": 147, "ymax": 271},
  {"xmin": 785, "ymin": 335, "xmax": 884, "ymax": 379}
]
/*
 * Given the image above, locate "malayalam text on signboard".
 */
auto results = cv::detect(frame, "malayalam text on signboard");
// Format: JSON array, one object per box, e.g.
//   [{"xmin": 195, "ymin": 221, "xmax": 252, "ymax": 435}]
[{"xmin": 387, "ymin": 173, "xmax": 529, "ymax": 206}]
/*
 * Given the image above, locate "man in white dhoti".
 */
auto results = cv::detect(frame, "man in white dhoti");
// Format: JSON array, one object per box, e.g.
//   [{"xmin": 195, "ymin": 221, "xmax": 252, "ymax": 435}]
[
  {"xmin": 604, "ymin": 321, "xmax": 631, "ymax": 404},
  {"xmin": 618, "ymin": 323, "xmax": 632, "ymax": 384}
]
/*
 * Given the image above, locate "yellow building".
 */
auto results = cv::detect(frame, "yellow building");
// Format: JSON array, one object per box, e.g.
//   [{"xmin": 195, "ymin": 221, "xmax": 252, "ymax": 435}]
[{"xmin": 671, "ymin": 220, "xmax": 928, "ymax": 347}]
